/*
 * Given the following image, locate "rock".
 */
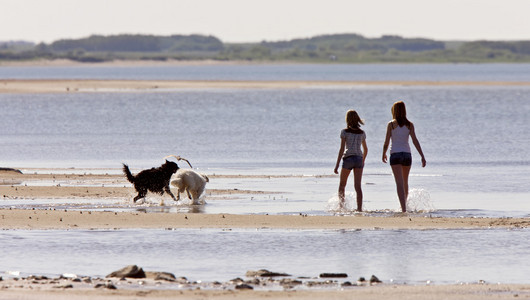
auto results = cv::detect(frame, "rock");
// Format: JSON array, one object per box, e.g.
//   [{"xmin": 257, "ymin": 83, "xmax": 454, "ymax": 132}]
[
  {"xmin": 82, "ymin": 277, "xmax": 92, "ymax": 283},
  {"xmin": 370, "ymin": 275, "xmax": 382, "ymax": 283},
  {"xmin": 245, "ymin": 278, "xmax": 261, "ymax": 285},
  {"xmin": 175, "ymin": 276, "xmax": 189, "ymax": 284},
  {"xmin": 106, "ymin": 265, "xmax": 146, "ymax": 279},
  {"xmin": 27, "ymin": 275, "xmax": 48, "ymax": 281},
  {"xmin": 357, "ymin": 277, "xmax": 366, "ymax": 284},
  {"xmin": 54, "ymin": 284, "xmax": 73, "ymax": 289},
  {"xmin": 229, "ymin": 277, "xmax": 245, "ymax": 285},
  {"xmin": 95, "ymin": 283, "xmax": 117, "ymax": 289},
  {"xmin": 319, "ymin": 273, "xmax": 348, "ymax": 278},
  {"xmin": 235, "ymin": 283, "xmax": 254, "ymax": 290},
  {"xmin": 279, "ymin": 278, "xmax": 302, "ymax": 288},
  {"xmin": 306, "ymin": 280, "xmax": 334, "ymax": 287},
  {"xmin": 245, "ymin": 269, "xmax": 290, "ymax": 277},
  {"xmin": 145, "ymin": 271, "xmax": 176, "ymax": 282},
  {"xmin": 0, "ymin": 168, "xmax": 22, "ymax": 174}
]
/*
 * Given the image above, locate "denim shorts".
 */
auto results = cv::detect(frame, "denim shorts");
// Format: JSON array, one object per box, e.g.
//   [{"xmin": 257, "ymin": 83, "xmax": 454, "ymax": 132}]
[
  {"xmin": 390, "ymin": 152, "xmax": 412, "ymax": 166},
  {"xmin": 342, "ymin": 155, "xmax": 364, "ymax": 170}
]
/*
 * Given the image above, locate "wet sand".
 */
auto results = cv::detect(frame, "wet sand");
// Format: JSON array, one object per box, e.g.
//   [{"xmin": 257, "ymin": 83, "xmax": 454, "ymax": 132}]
[
  {"xmin": 2, "ymin": 208, "xmax": 529, "ymax": 230},
  {"xmin": 1, "ymin": 169, "xmax": 528, "ymax": 230}
]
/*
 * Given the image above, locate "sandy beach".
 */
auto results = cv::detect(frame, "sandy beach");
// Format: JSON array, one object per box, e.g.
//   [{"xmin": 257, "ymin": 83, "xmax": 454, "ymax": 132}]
[{"xmin": 0, "ymin": 282, "xmax": 528, "ymax": 300}]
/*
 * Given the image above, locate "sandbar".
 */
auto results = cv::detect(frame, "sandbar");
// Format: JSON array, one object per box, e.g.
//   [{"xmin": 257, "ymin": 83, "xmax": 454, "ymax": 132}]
[
  {"xmin": 1, "ymin": 208, "xmax": 529, "ymax": 230},
  {"xmin": 0, "ymin": 170, "xmax": 528, "ymax": 230},
  {"xmin": 1, "ymin": 79, "xmax": 529, "ymax": 93}
]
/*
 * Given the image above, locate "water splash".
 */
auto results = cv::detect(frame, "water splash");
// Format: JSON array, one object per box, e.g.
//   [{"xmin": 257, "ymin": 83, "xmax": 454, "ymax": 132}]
[
  {"xmin": 326, "ymin": 192, "xmax": 358, "ymax": 214},
  {"xmin": 406, "ymin": 188, "xmax": 435, "ymax": 213}
]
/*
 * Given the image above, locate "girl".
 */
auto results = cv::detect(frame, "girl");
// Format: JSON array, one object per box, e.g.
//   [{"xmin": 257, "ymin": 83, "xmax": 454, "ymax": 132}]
[
  {"xmin": 382, "ymin": 101, "xmax": 426, "ymax": 212},
  {"xmin": 334, "ymin": 110, "xmax": 368, "ymax": 212}
]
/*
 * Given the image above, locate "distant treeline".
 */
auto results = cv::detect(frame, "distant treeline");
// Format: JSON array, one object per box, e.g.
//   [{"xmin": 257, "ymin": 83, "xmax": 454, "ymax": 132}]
[{"xmin": 1, "ymin": 33, "xmax": 530, "ymax": 63}]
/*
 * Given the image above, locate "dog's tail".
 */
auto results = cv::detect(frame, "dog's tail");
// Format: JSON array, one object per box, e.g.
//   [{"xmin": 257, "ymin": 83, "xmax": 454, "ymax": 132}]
[{"xmin": 122, "ymin": 164, "xmax": 135, "ymax": 183}]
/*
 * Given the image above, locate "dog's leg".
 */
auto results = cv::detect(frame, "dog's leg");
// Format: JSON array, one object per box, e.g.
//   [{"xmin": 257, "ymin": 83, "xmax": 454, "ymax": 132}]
[
  {"xmin": 164, "ymin": 186, "xmax": 178, "ymax": 202},
  {"xmin": 191, "ymin": 189, "xmax": 198, "ymax": 201},
  {"xmin": 186, "ymin": 188, "xmax": 192, "ymax": 200},
  {"xmin": 133, "ymin": 192, "xmax": 145, "ymax": 202}
]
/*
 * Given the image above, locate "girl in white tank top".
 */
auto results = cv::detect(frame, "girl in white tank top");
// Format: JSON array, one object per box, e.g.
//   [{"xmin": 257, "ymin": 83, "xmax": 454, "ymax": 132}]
[
  {"xmin": 382, "ymin": 101, "xmax": 426, "ymax": 212},
  {"xmin": 390, "ymin": 124, "xmax": 411, "ymax": 154}
]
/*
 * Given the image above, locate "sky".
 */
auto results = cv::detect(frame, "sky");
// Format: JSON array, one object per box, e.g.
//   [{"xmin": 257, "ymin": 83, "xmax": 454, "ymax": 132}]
[{"xmin": 1, "ymin": 0, "xmax": 528, "ymax": 43}]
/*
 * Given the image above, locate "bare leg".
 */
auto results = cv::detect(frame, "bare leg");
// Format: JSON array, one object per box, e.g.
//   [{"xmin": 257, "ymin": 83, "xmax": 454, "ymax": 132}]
[
  {"xmin": 353, "ymin": 167, "xmax": 364, "ymax": 212},
  {"xmin": 402, "ymin": 166, "xmax": 411, "ymax": 201},
  {"xmin": 391, "ymin": 164, "xmax": 407, "ymax": 212},
  {"xmin": 338, "ymin": 168, "xmax": 351, "ymax": 209}
]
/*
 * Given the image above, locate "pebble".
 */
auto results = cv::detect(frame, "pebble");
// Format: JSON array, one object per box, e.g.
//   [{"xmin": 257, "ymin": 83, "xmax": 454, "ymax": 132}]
[{"xmin": 235, "ymin": 283, "xmax": 254, "ymax": 290}]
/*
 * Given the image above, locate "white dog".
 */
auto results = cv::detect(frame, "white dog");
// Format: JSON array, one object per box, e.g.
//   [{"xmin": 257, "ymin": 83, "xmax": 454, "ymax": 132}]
[{"xmin": 171, "ymin": 169, "xmax": 209, "ymax": 205}]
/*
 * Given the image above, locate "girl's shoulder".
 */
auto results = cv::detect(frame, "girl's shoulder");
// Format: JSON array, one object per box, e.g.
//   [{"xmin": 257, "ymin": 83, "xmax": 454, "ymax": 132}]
[
  {"xmin": 344, "ymin": 127, "xmax": 364, "ymax": 134},
  {"xmin": 390, "ymin": 119, "xmax": 413, "ymax": 129}
]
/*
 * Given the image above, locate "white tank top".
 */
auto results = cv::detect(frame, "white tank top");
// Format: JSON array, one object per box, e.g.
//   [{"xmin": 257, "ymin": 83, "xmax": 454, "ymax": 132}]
[{"xmin": 390, "ymin": 125, "xmax": 411, "ymax": 154}]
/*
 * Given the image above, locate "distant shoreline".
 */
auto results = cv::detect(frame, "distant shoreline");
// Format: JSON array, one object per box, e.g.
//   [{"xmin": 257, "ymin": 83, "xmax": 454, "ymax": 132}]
[
  {"xmin": 0, "ymin": 58, "xmax": 249, "ymax": 67},
  {"xmin": 2, "ymin": 58, "xmax": 530, "ymax": 68}
]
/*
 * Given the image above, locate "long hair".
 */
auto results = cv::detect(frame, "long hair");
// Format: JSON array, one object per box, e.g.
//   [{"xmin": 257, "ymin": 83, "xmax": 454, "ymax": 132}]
[
  {"xmin": 391, "ymin": 101, "xmax": 411, "ymax": 128},
  {"xmin": 345, "ymin": 109, "xmax": 364, "ymax": 130}
]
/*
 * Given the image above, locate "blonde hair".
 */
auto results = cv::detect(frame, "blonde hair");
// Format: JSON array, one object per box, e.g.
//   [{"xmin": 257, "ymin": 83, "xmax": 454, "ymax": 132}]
[
  {"xmin": 345, "ymin": 110, "xmax": 364, "ymax": 129},
  {"xmin": 391, "ymin": 101, "xmax": 411, "ymax": 127}
]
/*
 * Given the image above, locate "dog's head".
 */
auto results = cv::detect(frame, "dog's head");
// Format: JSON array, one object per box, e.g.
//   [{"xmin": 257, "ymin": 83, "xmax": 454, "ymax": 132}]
[{"xmin": 162, "ymin": 160, "xmax": 180, "ymax": 174}]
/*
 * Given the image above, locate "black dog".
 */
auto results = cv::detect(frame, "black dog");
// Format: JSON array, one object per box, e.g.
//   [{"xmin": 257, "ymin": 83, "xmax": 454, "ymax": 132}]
[{"xmin": 123, "ymin": 160, "xmax": 179, "ymax": 202}]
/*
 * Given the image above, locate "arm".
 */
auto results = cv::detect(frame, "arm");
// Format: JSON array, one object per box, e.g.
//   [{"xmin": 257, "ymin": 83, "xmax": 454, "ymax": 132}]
[
  {"xmin": 362, "ymin": 139, "xmax": 368, "ymax": 164},
  {"xmin": 382, "ymin": 122, "xmax": 392, "ymax": 163},
  {"xmin": 334, "ymin": 138, "xmax": 346, "ymax": 174},
  {"xmin": 409, "ymin": 123, "xmax": 426, "ymax": 167}
]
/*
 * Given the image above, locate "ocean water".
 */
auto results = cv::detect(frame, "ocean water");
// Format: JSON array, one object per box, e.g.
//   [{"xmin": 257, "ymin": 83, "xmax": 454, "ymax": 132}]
[
  {"xmin": 1, "ymin": 63, "xmax": 529, "ymax": 81},
  {"xmin": 1, "ymin": 228, "xmax": 529, "ymax": 284},
  {"xmin": 0, "ymin": 64, "xmax": 529, "ymax": 285}
]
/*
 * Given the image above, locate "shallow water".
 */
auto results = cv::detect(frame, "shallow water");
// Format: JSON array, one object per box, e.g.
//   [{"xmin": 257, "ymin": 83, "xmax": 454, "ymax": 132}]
[
  {"xmin": 1, "ymin": 170, "xmax": 528, "ymax": 218},
  {"xmin": 1, "ymin": 228, "xmax": 528, "ymax": 284}
]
